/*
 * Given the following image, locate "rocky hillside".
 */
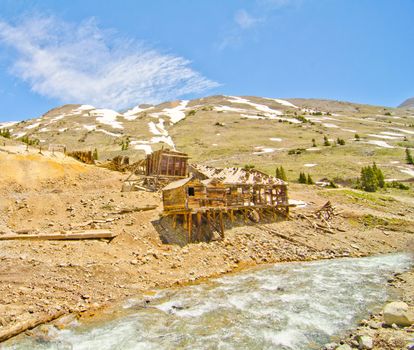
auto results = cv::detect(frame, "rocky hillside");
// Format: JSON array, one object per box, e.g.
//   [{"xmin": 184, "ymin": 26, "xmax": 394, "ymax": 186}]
[
  {"xmin": 1, "ymin": 95, "xmax": 414, "ymax": 183},
  {"xmin": 399, "ymin": 97, "xmax": 414, "ymax": 109}
]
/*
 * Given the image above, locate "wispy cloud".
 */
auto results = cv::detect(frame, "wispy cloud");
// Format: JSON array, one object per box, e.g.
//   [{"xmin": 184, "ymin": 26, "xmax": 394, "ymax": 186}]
[
  {"xmin": 218, "ymin": 0, "xmax": 302, "ymax": 50},
  {"xmin": 0, "ymin": 15, "xmax": 219, "ymax": 109},
  {"xmin": 234, "ymin": 9, "xmax": 261, "ymax": 29}
]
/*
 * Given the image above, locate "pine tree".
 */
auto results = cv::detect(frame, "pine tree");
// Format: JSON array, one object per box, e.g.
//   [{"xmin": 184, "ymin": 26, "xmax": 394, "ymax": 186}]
[
  {"xmin": 93, "ymin": 148, "xmax": 98, "ymax": 160},
  {"xmin": 406, "ymin": 148, "xmax": 414, "ymax": 165},
  {"xmin": 323, "ymin": 135, "xmax": 331, "ymax": 146},
  {"xmin": 279, "ymin": 166, "xmax": 287, "ymax": 181},
  {"xmin": 355, "ymin": 134, "xmax": 360, "ymax": 141},
  {"xmin": 306, "ymin": 174, "xmax": 314, "ymax": 185},
  {"xmin": 360, "ymin": 166, "xmax": 378, "ymax": 192},
  {"xmin": 276, "ymin": 167, "xmax": 281, "ymax": 179},
  {"xmin": 298, "ymin": 172, "xmax": 307, "ymax": 184},
  {"xmin": 372, "ymin": 162, "xmax": 385, "ymax": 188},
  {"xmin": 312, "ymin": 138, "xmax": 317, "ymax": 147}
]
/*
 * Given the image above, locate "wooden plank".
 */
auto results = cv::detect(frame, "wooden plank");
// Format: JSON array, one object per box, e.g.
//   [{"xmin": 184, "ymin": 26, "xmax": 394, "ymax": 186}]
[{"xmin": 0, "ymin": 229, "xmax": 116, "ymax": 241}]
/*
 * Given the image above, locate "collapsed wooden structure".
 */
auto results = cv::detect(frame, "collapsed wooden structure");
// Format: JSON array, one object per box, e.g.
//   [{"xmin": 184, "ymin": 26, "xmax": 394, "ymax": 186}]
[
  {"xmin": 124, "ymin": 148, "xmax": 190, "ymax": 191},
  {"xmin": 162, "ymin": 164, "xmax": 289, "ymax": 242}
]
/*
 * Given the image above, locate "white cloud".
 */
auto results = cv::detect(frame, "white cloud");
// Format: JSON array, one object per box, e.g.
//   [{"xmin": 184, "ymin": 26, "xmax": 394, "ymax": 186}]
[
  {"xmin": 234, "ymin": 10, "xmax": 261, "ymax": 29},
  {"xmin": 0, "ymin": 16, "xmax": 219, "ymax": 110}
]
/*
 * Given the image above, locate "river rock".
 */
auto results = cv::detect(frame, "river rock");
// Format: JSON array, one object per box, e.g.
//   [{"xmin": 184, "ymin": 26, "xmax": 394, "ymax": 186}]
[
  {"xmin": 383, "ymin": 302, "xmax": 414, "ymax": 327},
  {"xmin": 335, "ymin": 344, "xmax": 352, "ymax": 350},
  {"xmin": 323, "ymin": 342, "xmax": 338, "ymax": 350},
  {"xmin": 357, "ymin": 335, "xmax": 373, "ymax": 349}
]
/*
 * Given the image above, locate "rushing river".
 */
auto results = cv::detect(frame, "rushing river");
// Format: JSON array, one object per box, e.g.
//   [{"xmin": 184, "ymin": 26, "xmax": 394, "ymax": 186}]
[{"xmin": 4, "ymin": 254, "xmax": 413, "ymax": 350}]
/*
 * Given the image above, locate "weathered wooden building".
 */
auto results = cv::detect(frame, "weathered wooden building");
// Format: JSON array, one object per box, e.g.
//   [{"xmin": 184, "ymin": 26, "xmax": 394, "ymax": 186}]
[
  {"xmin": 124, "ymin": 148, "xmax": 190, "ymax": 191},
  {"xmin": 162, "ymin": 164, "xmax": 289, "ymax": 242},
  {"xmin": 146, "ymin": 148, "xmax": 189, "ymax": 178}
]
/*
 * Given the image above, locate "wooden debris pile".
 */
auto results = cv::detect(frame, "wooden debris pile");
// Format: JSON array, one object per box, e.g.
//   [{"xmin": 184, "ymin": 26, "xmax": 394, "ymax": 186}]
[
  {"xmin": 297, "ymin": 201, "xmax": 344, "ymax": 234},
  {"xmin": 67, "ymin": 151, "xmax": 95, "ymax": 164}
]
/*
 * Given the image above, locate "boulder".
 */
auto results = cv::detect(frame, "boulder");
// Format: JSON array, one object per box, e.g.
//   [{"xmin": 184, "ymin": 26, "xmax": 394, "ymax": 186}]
[
  {"xmin": 357, "ymin": 335, "xmax": 373, "ymax": 349},
  {"xmin": 383, "ymin": 302, "xmax": 414, "ymax": 327}
]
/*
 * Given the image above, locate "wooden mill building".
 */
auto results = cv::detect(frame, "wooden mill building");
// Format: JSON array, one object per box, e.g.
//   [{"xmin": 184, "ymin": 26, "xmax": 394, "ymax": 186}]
[
  {"xmin": 162, "ymin": 164, "xmax": 289, "ymax": 242},
  {"xmin": 146, "ymin": 148, "xmax": 189, "ymax": 178},
  {"xmin": 124, "ymin": 148, "xmax": 190, "ymax": 191}
]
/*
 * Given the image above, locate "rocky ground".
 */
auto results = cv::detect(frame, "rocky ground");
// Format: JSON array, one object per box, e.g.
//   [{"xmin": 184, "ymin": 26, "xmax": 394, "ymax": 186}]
[{"xmin": 0, "ymin": 150, "xmax": 413, "ymax": 347}]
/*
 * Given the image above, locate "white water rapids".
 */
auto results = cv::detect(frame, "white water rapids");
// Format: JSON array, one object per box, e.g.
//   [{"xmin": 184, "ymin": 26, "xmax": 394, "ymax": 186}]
[{"xmin": 4, "ymin": 253, "xmax": 413, "ymax": 350}]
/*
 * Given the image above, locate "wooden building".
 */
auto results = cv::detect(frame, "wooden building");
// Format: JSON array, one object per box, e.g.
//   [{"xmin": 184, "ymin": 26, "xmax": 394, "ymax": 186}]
[
  {"xmin": 146, "ymin": 148, "xmax": 189, "ymax": 178},
  {"xmin": 124, "ymin": 148, "xmax": 190, "ymax": 191},
  {"xmin": 162, "ymin": 165, "xmax": 289, "ymax": 242}
]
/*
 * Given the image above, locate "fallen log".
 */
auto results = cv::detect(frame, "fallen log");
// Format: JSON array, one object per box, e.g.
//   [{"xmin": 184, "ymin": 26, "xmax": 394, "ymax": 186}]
[
  {"xmin": 0, "ymin": 310, "xmax": 65, "ymax": 343},
  {"xmin": 0, "ymin": 229, "xmax": 116, "ymax": 241},
  {"xmin": 113, "ymin": 205, "xmax": 158, "ymax": 214}
]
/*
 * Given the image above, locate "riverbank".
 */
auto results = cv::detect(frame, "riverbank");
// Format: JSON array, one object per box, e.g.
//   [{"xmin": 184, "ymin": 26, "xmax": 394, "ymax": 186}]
[
  {"xmin": 0, "ymin": 156, "xmax": 413, "ymax": 343},
  {"xmin": 324, "ymin": 267, "xmax": 414, "ymax": 350}
]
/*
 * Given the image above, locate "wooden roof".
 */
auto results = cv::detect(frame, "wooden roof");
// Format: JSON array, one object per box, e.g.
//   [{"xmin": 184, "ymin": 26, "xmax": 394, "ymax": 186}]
[{"xmin": 190, "ymin": 164, "xmax": 286, "ymax": 186}]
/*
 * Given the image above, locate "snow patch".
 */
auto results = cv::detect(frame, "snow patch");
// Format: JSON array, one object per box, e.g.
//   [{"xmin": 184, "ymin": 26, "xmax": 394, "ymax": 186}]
[
  {"xmin": 390, "ymin": 128, "xmax": 414, "ymax": 135},
  {"xmin": 25, "ymin": 122, "xmax": 40, "ymax": 129},
  {"xmin": 365, "ymin": 140, "xmax": 394, "ymax": 148},
  {"xmin": 271, "ymin": 98, "xmax": 299, "ymax": 109},
  {"xmin": 227, "ymin": 96, "xmax": 283, "ymax": 116},
  {"xmin": 253, "ymin": 146, "xmax": 276, "ymax": 155},
  {"xmin": 13, "ymin": 132, "xmax": 26, "ymax": 138},
  {"xmin": 400, "ymin": 168, "xmax": 414, "ymax": 177},
  {"xmin": 150, "ymin": 100, "xmax": 189, "ymax": 124},
  {"xmin": 341, "ymin": 129, "xmax": 357, "ymax": 133},
  {"xmin": 381, "ymin": 132, "xmax": 405, "ymax": 137},
  {"xmin": 368, "ymin": 134, "xmax": 399, "ymax": 140},
  {"xmin": 124, "ymin": 105, "xmax": 153, "ymax": 120},
  {"xmin": 148, "ymin": 119, "xmax": 168, "ymax": 136},
  {"xmin": 83, "ymin": 125, "xmax": 96, "ymax": 131},
  {"xmin": 304, "ymin": 163, "xmax": 317, "ymax": 167},
  {"xmin": 269, "ymin": 137, "xmax": 282, "ymax": 142},
  {"xmin": 151, "ymin": 136, "xmax": 175, "ymax": 148},
  {"xmin": 322, "ymin": 123, "xmax": 339, "ymax": 128},
  {"xmin": 215, "ymin": 105, "xmax": 246, "ymax": 113},
  {"xmin": 0, "ymin": 121, "xmax": 18, "ymax": 128},
  {"xmin": 90, "ymin": 109, "xmax": 123, "ymax": 129}
]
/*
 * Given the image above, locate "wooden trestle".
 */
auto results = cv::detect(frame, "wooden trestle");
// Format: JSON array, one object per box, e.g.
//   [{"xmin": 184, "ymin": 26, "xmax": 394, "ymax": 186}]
[{"xmin": 164, "ymin": 204, "xmax": 290, "ymax": 243}]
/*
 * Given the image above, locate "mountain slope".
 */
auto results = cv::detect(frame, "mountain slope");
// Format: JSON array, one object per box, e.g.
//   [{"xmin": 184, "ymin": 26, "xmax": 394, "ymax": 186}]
[
  {"xmin": 399, "ymin": 97, "xmax": 414, "ymax": 108},
  {"xmin": 2, "ymin": 95, "xmax": 414, "ymax": 183}
]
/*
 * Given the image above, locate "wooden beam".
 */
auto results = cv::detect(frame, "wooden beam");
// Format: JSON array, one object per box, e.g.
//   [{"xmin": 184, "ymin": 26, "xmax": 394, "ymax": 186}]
[{"xmin": 0, "ymin": 229, "xmax": 116, "ymax": 241}]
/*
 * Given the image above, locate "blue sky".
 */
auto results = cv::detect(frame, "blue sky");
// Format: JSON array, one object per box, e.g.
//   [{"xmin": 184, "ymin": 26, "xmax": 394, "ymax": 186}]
[{"xmin": 0, "ymin": 0, "xmax": 413, "ymax": 121}]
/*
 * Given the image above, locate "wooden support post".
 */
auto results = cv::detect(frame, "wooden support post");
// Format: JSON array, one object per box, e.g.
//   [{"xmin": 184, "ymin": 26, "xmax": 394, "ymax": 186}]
[
  {"xmin": 207, "ymin": 211, "xmax": 211, "ymax": 232},
  {"xmin": 188, "ymin": 213, "xmax": 192, "ymax": 243},
  {"xmin": 183, "ymin": 213, "xmax": 187, "ymax": 229},
  {"xmin": 219, "ymin": 210, "xmax": 224, "ymax": 238},
  {"xmin": 230, "ymin": 209, "xmax": 234, "ymax": 222},
  {"xmin": 196, "ymin": 212, "xmax": 202, "ymax": 241},
  {"xmin": 243, "ymin": 208, "xmax": 248, "ymax": 223},
  {"xmin": 173, "ymin": 215, "xmax": 177, "ymax": 229}
]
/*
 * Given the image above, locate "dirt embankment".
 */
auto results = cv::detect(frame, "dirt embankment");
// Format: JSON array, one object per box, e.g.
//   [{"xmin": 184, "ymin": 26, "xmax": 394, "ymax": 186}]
[{"xmin": 0, "ymin": 151, "xmax": 413, "ymax": 344}]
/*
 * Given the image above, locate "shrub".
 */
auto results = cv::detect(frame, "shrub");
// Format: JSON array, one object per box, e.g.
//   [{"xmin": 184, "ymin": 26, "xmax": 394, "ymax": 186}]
[
  {"xmin": 93, "ymin": 148, "xmax": 98, "ymax": 160},
  {"xmin": 312, "ymin": 138, "xmax": 317, "ymax": 147},
  {"xmin": 323, "ymin": 135, "xmax": 331, "ymax": 146},
  {"xmin": 355, "ymin": 134, "xmax": 360, "ymax": 141},
  {"xmin": 389, "ymin": 181, "xmax": 409, "ymax": 190},
  {"xmin": 244, "ymin": 164, "xmax": 255, "ymax": 171},
  {"xmin": 0, "ymin": 128, "xmax": 11, "ymax": 138},
  {"xmin": 406, "ymin": 148, "xmax": 414, "ymax": 165},
  {"xmin": 337, "ymin": 138, "xmax": 345, "ymax": 145}
]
